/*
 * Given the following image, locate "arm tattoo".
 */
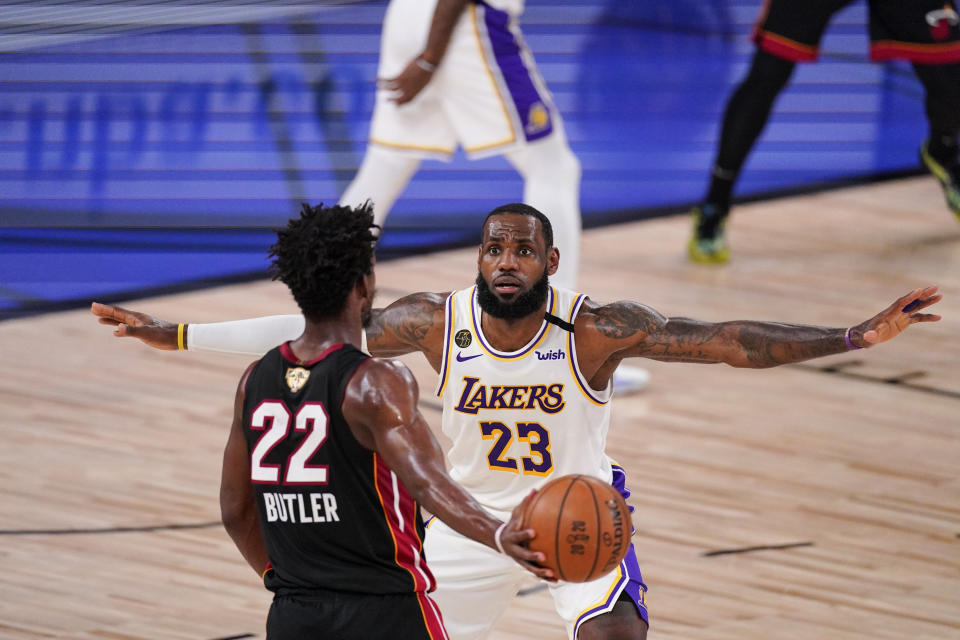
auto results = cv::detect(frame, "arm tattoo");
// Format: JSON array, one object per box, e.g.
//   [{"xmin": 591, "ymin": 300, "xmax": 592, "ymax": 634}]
[
  {"xmin": 736, "ymin": 326, "xmax": 779, "ymax": 367},
  {"xmin": 366, "ymin": 293, "xmax": 445, "ymax": 356},
  {"xmin": 593, "ymin": 302, "xmax": 661, "ymax": 340},
  {"xmin": 625, "ymin": 318, "xmax": 725, "ymax": 361},
  {"xmin": 625, "ymin": 317, "xmax": 846, "ymax": 367},
  {"xmin": 390, "ymin": 298, "xmax": 436, "ymax": 348},
  {"xmin": 736, "ymin": 323, "xmax": 846, "ymax": 367}
]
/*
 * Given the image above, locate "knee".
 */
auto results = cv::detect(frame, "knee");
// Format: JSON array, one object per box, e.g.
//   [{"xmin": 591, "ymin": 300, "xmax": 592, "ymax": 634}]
[
  {"xmin": 742, "ymin": 50, "xmax": 795, "ymax": 95},
  {"xmin": 527, "ymin": 136, "xmax": 581, "ymax": 184}
]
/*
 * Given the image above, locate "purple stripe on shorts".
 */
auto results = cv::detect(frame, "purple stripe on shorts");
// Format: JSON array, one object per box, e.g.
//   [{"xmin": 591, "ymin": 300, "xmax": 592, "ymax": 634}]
[
  {"xmin": 610, "ymin": 464, "xmax": 635, "ymax": 515},
  {"xmin": 573, "ymin": 544, "xmax": 649, "ymax": 637},
  {"xmin": 479, "ymin": 2, "xmax": 554, "ymax": 142}
]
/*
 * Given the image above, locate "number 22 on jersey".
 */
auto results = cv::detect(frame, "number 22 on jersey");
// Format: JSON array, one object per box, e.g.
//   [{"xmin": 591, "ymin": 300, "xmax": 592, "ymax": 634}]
[{"xmin": 249, "ymin": 400, "xmax": 329, "ymax": 485}]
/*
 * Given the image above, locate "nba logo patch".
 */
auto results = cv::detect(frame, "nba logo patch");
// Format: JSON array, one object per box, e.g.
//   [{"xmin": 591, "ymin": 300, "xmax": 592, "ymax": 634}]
[{"xmin": 285, "ymin": 367, "xmax": 310, "ymax": 393}]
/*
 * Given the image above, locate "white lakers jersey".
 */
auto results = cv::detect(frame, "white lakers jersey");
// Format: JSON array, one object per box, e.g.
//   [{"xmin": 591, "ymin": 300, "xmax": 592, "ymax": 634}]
[{"xmin": 435, "ymin": 285, "xmax": 613, "ymax": 513}]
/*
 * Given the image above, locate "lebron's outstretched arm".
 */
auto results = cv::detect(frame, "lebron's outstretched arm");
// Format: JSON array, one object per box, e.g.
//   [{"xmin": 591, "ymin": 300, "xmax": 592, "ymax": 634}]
[{"xmin": 581, "ymin": 286, "xmax": 942, "ymax": 368}]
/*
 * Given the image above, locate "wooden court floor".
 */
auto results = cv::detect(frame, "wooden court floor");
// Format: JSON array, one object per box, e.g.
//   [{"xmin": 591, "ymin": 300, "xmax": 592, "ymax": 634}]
[{"xmin": 1, "ymin": 176, "xmax": 958, "ymax": 639}]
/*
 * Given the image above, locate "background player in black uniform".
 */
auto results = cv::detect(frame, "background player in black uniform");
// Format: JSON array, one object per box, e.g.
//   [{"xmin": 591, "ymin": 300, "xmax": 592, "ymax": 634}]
[
  {"xmin": 219, "ymin": 202, "xmax": 551, "ymax": 639},
  {"xmin": 689, "ymin": 0, "xmax": 960, "ymax": 263}
]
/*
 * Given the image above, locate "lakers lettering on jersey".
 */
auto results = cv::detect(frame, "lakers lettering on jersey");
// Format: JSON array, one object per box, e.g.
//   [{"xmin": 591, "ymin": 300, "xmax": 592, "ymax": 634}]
[{"xmin": 436, "ymin": 285, "xmax": 615, "ymax": 514}]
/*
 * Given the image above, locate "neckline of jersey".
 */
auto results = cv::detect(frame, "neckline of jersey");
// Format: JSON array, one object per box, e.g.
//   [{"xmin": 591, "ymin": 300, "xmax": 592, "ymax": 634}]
[
  {"xmin": 279, "ymin": 341, "xmax": 346, "ymax": 366},
  {"xmin": 469, "ymin": 285, "xmax": 556, "ymax": 359}
]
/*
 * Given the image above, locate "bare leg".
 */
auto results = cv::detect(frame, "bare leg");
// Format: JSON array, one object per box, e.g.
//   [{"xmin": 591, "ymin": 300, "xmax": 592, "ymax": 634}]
[{"xmin": 577, "ymin": 596, "xmax": 648, "ymax": 640}]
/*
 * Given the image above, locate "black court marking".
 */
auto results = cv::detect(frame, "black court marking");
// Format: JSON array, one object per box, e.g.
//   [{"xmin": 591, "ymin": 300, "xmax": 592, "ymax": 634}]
[
  {"xmin": 518, "ymin": 583, "xmax": 549, "ymax": 597},
  {"xmin": 791, "ymin": 361, "xmax": 960, "ymax": 401},
  {"xmin": 702, "ymin": 541, "xmax": 814, "ymax": 557},
  {"xmin": 208, "ymin": 635, "xmax": 256, "ymax": 640},
  {"xmin": 0, "ymin": 521, "xmax": 220, "ymax": 536}
]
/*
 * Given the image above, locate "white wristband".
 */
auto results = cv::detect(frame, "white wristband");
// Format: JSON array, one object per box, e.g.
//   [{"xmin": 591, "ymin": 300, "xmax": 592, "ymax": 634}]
[
  {"xmin": 415, "ymin": 56, "xmax": 437, "ymax": 73},
  {"xmin": 494, "ymin": 523, "xmax": 507, "ymax": 554}
]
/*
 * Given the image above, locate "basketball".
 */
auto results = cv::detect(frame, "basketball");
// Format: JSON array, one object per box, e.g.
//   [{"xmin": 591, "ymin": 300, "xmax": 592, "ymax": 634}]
[{"xmin": 521, "ymin": 474, "xmax": 632, "ymax": 583}]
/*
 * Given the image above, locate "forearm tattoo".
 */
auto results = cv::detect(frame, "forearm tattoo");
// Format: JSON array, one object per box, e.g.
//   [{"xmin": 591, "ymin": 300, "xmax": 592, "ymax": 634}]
[
  {"xmin": 612, "ymin": 310, "xmax": 848, "ymax": 367},
  {"xmin": 734, "ymin": 323, "xmax": 846, "ymax": 367}
]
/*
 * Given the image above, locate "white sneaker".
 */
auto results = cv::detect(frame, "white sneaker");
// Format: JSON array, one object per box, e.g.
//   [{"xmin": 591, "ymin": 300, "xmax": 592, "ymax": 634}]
[{"xmin": 612, "ymin": 365, "xmax": 650, "ymax": 396}]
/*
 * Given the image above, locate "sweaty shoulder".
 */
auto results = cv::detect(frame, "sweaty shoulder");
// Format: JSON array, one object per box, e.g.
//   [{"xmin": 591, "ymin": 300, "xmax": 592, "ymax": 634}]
[{"xmin": 350, "ymin": 357, "xmax": 419, "ymax": 403}]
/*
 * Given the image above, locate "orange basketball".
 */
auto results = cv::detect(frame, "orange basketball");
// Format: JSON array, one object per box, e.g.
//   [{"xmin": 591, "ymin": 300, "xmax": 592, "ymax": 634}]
[{"xmin": 521, "ymin": 474, "xmax": 632, "ymax": 583}]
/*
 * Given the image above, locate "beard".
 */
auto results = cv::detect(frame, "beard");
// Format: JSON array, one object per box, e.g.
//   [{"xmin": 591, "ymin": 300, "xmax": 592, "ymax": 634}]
[{"xmin": 475, "ymin": 269, "xmax": 549, "ymax": 320}]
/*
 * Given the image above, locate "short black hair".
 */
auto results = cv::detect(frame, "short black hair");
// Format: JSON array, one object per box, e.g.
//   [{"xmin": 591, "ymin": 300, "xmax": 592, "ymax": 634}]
[
  {"xmin": 269, "ymin": 202, "xmax": 378, "ymax": 321},
  {"xmin": 482, "ymin": 202, "xmax": 554, "ymax": 248}
]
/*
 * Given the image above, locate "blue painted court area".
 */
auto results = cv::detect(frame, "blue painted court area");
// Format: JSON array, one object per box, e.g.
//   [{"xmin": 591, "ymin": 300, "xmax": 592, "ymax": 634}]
[{"xmin": 0, "ymin": 0, "xmax": 929, "ymax": 318}]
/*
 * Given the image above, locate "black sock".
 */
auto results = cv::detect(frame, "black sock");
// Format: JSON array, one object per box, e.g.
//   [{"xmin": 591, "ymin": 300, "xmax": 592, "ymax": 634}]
[
  {"xmin": 927, "ymin": 132, "xmax": 959, "ymax": 165},
  {"xmin": 705, "ymin": 51, "xmax": 795, "ymax": 213},
  {"xmin": 705, "ymin": 166, "xmax": 736, "ymax": 211},
  {"xmin": 913, "ymin": 62, "xmax": 960, "ymax": 165}
]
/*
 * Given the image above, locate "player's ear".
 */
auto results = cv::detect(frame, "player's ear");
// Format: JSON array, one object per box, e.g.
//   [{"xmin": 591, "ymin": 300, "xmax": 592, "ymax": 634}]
[
  {"xmin": 355, "ymin": 270, "xmax": 375, "ymax": 305},
  {"xmin": 546, "ymin": 246, "xmax": 559, "ymax": 276}
]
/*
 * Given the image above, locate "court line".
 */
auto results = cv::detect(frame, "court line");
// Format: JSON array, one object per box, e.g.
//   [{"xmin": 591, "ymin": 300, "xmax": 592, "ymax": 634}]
[
  {"xmin": 790, "ymin": 361, "xmax": 960, "ymax": 401},
  {"xmin": 702, "ymin": 541, "xmax": 814, "ymax": 557},
  {"xmin": 0, "ymin": 521, "xmax": 221, "ymax": 536}
]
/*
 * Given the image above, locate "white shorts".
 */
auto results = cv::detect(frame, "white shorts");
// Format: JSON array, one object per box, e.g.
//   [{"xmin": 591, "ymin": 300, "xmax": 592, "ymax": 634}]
[
  {"xmin": 370, "ymin": 0, "xmax": 560, "ymax": 160},
  {"xmin": 423, "ymin": 514, "xmax": 648, "ymax": 640}
]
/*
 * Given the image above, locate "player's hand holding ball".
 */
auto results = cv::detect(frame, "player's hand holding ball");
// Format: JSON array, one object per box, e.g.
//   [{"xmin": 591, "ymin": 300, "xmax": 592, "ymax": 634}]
[
  {"xmin": 520, "ymin": 474, "xmax": 632, "ymax": 583},
  {"xmin": 502, "ymin": 492, "xmax": 555, "ymax": 581}
]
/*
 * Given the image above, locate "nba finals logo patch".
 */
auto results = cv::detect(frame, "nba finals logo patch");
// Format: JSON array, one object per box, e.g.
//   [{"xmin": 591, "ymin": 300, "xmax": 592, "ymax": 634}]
[
  {"xmin": 285, "ymin": 367, "xmax": 310, "ymax": 393},
  {"xmin": 927, "ymin": 5, "xmax": 959, "ymax": 41},
  {"xmin": 526, "ymin": 102, "xmax": 551, "ymax": 135},
  {"xmin": 455, "ymin": 330, "xmax": 472, "ymax": 348}
]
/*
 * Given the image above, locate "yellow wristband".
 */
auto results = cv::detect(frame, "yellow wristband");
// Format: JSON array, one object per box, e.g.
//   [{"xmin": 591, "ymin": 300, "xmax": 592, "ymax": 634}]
[{"xmin": 177, "ymin": 323, "xmax": 186, "ymax": 351}]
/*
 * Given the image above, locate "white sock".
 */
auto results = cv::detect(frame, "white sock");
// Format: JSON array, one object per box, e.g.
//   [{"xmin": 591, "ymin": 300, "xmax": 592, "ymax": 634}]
[
  {"xmin": 339, "ymin": 145, "xmax": 422, "ymax": 228},
  {"xmin": 505, "ymin": 127, "xmax": 582, "ymax": 290}
]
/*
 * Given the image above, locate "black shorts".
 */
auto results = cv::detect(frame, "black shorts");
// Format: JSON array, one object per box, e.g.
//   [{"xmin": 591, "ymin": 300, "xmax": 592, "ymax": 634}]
[
  {"xmin": 266, "ymin": 589, "xmax": 446, "ymax": 640},
  {"xmin": 752, "ymin": 0, "xmax": 960, "ymax": 64}
]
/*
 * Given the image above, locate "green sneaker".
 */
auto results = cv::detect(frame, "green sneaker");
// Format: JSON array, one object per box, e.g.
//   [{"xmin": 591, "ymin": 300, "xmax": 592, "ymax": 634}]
[
  {"xmin": 688, "ymin": 203, "xmax": 730, "ymax": 263},
  {"xmin": 920, "ymin": 140, "xmax": 960, "ymax": 220}
]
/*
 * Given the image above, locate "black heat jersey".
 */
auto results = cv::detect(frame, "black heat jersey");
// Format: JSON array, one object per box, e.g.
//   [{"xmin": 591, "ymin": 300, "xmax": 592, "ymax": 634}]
[{"xmin": 242, "ymin": 341, "xmax": 434, "ymax": 595}]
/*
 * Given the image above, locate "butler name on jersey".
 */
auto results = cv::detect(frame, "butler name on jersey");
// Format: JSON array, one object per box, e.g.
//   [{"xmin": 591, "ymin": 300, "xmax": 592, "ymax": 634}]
[{"xmin": 260, "ymin": 491, "xmax": 340, "ymax": 524}]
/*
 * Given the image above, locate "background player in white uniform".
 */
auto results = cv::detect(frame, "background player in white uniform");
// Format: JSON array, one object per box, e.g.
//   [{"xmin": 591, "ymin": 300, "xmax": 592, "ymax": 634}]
[
  {"xmin": 92, "ymin": 204, "xmax": 942, "ymax": 639},
  {"xmin": 338, "ymin": 0, "xmax": 583, "ymax": 290}
]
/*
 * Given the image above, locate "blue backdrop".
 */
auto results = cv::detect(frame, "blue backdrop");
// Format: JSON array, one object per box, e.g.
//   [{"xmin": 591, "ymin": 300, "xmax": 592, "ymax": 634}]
[{"xmin": 0, "ymin": 0, "xmax": 927, "ymax": 317}]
